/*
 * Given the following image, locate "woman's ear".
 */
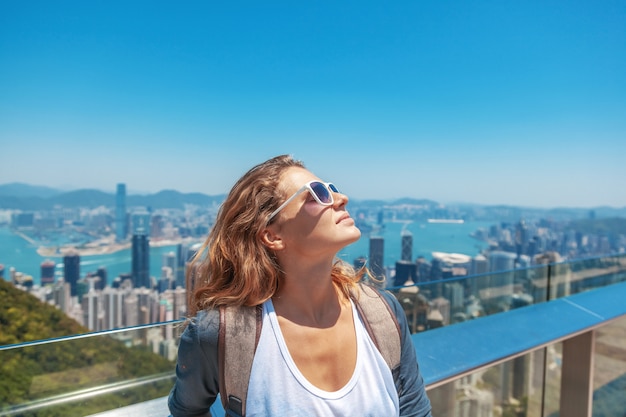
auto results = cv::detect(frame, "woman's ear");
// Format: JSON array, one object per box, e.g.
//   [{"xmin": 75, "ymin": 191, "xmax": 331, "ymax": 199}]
[{"xmin": 259, "ymin": 227, "xmax": 285, "ymax": 251}]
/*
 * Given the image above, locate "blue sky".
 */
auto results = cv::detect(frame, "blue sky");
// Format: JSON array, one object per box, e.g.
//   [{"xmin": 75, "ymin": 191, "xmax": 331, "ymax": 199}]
[{"xmin": 1, "ymin": 1, "xmax": 625, "ymax": 208}]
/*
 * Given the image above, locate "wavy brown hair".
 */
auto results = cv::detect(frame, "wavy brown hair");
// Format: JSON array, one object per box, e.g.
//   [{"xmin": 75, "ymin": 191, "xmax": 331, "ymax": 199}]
[{"xmin": 188, "ymin": 154, "xmax": 368, "ymax": 315}]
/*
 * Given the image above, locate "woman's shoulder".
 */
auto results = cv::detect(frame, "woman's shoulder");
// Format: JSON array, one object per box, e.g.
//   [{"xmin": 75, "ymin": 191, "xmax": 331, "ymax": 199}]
[
  {"xmin": 182, "ymin": 308, "xmax": 221, "ymax": 346},
  {"xmin": 354, "ymin": 282, "xmax": 402, "ymax": 309},
  {"xmin": 354, "ymin": 282, "xmax": 408, "ymax": 329}
]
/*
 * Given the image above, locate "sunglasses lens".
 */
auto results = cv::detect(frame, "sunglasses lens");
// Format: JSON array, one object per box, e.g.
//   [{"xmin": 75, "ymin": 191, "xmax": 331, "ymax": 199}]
[
  {"xmin": 310, "ymin": 181, "xmax": 333, "ymax": 204},
  {"xmin": 329, "ymin": 184, "xmax": 338, "ymax": 193}
]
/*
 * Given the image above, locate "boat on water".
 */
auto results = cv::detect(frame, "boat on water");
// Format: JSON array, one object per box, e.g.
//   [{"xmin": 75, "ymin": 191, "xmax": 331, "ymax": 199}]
[{"xmin": 427, "ymin": 219, "xmax": 465, "ymax": 224}]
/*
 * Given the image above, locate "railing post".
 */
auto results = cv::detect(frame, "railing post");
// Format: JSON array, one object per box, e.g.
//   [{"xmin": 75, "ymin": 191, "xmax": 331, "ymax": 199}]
[
  {"xmin": 559, "ymin": 330, "xmax": 595, "ymax": 417},
  {"xmin": 546, "ymin": 263, "xmax": 552, "ymax": 301}
]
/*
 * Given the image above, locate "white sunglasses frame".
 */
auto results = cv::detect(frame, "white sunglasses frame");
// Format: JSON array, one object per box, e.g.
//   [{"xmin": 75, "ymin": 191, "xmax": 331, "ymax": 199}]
[{"xmin": 267, "ymin": 180, "xmax": 338, "ymax": 222}]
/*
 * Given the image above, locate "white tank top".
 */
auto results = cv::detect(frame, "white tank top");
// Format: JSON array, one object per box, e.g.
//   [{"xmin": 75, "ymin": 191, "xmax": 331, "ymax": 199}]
[{"xmin": 246, "ymin": 298, "xmax": 399, "ymax": 416}]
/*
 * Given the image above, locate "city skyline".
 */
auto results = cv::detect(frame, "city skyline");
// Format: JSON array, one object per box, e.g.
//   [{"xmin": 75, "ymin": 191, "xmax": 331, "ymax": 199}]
[{"xmin": 1, "ymin": 2, "xmax": 625, "ymax": 208}]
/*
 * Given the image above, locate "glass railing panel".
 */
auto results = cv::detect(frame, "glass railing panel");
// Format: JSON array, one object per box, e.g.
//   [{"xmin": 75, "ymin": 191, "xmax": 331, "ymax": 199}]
[
  {"xmin": 564, "ymin": 254, "xmax": 626, "ymax": 299},
  {"xmin": 388, "ymin": 253, "xmax": 626, "ymax": 335},
  {"xmin": 0, "ymin": 321, "xmax": 182, "ymax": 417},
  {"xmin": 387, "ymin": 265, "xmax": 552, "ymax": 333},
  {"xmin": 593, "ymin": 315, "xmax": 626, "ymax": 416},
  {"xmin": 427, "ymin": 346, "xmax": 562, "ymax": 417}
]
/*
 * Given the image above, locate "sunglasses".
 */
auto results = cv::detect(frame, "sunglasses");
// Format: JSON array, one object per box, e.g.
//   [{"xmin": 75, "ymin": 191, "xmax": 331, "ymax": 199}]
[{"xmin": 268, "ymin": 180, "xmax": 339, "ymax": 222}]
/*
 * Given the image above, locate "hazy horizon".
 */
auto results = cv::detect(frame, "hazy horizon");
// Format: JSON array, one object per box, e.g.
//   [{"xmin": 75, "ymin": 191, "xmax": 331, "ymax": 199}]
[{"xmin": 2, "ymin": 181, "xmax": 626, "ymax": 211}]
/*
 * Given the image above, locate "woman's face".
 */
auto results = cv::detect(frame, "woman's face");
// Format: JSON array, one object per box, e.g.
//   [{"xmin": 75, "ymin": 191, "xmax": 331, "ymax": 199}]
[{"xmin": 269, "ymin": 167, "xmax": 361, "ymax": 259}]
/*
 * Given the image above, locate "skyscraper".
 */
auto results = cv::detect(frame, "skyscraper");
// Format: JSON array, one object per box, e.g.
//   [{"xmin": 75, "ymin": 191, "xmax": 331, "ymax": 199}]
[
  {"xmin": 515, "ymin": 219, "xmax": 529, "ymax": 257},
  {"xmin": 132, "ymin": 234, "xmax": 150, "ymax": 289},
  {"xmin": 63, "ymin": 250, "xmax": 80, "ymax": 296},
  {"xmin": 40, "ymin": 260, "xmax": 56, "ymax": 285},
  {"xmin": 116, "ymin": 183, "xmax": 127, "ymax": 242},
  {"xmin": 172, "ymin": 287, "xmax": 187, "ymax": 319},
  {"xmin": 95, "ymin": 266, "xmax": 107, "ymax": 290},
  {"xmin": 369, "ymin": 236, "xmax": 385, "ymax": 281},
  {"xmin": 183, "ymin": 243, "xmax": 202, "ymax": 294},
  {"xmin": 131, "ymin": 210, "xmax": 151, "ymax": 289},
  {"xmin": 486, "ymin": 251, "xmax": 517, "ymax": 301},
  {"xmin": 52, "ymin": 279, "xmax": 71, "ymax": 314},
  {"xmin": 163, "ymin": 251, "xmax": 176, "ymax": 273},
  {"xmin": 102, "ymin": 287, "xmax": 123, "ymax": 330},
  {"xmin": 82, "ymin": 277, "xmax": 100, "ymax": 331},
  {"xmin": 394, "ymin": 260, "xmax": 416, "ymax": 287},
  {"xmin": 401, "ymin": 231, "xmax": 413, "ymax": 262}
]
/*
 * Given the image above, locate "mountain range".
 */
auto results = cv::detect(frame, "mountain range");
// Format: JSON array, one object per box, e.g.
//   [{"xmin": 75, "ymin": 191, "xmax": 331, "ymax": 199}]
[
  {"xmin": 0, "ymin": 182, "xmax": 226, "ymax": 210},
  {"xmin": 1, "ymin": 183, "xmax": 626, "ymax": 222}
]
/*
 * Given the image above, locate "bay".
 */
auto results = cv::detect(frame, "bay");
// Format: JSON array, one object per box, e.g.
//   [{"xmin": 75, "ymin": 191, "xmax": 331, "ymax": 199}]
[
  {"xmin": 339, "ymin": 220, "xmax": 492, "ymax": 267},
  {"xmin": 1, "ymin": 221, "xmax": 493, "ymax": 286},
  {"xmin": 0, "ymin": 227, "xmax": 181, "ymax": 286}
]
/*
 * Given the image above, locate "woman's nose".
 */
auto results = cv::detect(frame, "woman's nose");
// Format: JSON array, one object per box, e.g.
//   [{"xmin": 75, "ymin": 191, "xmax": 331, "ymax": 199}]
[{"xmin": 333, "ymin": 191, "xmax": 348, "ymax": 207}]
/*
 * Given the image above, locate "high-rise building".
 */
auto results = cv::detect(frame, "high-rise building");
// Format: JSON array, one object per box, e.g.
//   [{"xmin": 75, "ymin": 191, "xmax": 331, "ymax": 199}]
[
  {"xmin": 116, "ymin": 183, "xmax": 127, "ymax": 242},
  {"xmin": 158, "ymin": 270, "xmax": 173, "ymax": 293},
  {"xmin": 132, "ymin": 210, "xmax": 151, "ymax": 289},
  {"xmin": 470, "ymin": 254, "xmax": 489, "ymax": 275},
  {"xmin": 102, "ymin": 287, "xmax": 124, "ymax": 330},
  {"xmin": 515, "ymin": 219, "xmax": 529, "ymax": 257},
  {"xmin": 151, "ymin": 215, "xmax": 164, "ymax": 239},
  {"xmin": 52, "ymin": 279, "xmax": 72, "ymax": 314},
  {"xmin": 40, "ymin": 259, "xmax": 56, "ymax": 285},
  {"xmin": 132, "ymin": 234, "xmax": 150, "ymax": 289},
  {"xmin": 183, "ymin": 243, "xmax": 203, "ymax": 293},
  {"xmin": 95, "ymin": 266, "xmax": 107, "ymax": 290},
  {"xmin": 489, "ymin": 251, "xmax": 516, "ymax": 272},
  {"xmin": 172, "ymin": 287, "xmax": 187, "ymax": 319},
  {"xmin": 401, "ymin": 231, "xmax": 413, "ymax": 262},
  {"xmin": 163, "ymin": 251, "xmax": 176, "ymax": 274},
  {"xmin": 176, "ymin": 244, "xmax": 188, "ymax": 289},
  {"xmin": 369, "ymin": 236, "xmax": 385, "ymax": 281},
  {"xmin": 443, "ymin": 282, "xmax": 464, "ymax": 313},
  {"xmin": 485, "ymin": 251, "xmax": 517, "ymax": 301},
  {"xmin": 136, "ymin": 287, "xmax": 158, "ymax": 324},
  {"xmin": 394, "ymin": 260, "xmax": 416, "ymax": 287},
  {"xmin": 468, "ymin": 254, "xmax": 489, "ymax": 298},
  {"xmin": 131, "ymin": 210, "xmax": 151, "ymax": 236},
  {"xmin": 415, "ymin": 257, "xmax": 431, "ymax": 283},
  {"xmin": 63, "ymin": 250, "xmax": 80, "ymax": 296},
  {"xmin": 81, "ymin": 276, "xmax": 101, "ymax": 331},
  {"xmin": 123, "ymin": 294, "xmax": 139, "ymax": 327}
]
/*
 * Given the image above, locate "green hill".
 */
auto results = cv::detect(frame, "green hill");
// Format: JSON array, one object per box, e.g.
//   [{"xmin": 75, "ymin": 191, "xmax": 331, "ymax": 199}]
[{"xmin": 0, "ymin": 279, "xmax": 176, "ymax": 416}]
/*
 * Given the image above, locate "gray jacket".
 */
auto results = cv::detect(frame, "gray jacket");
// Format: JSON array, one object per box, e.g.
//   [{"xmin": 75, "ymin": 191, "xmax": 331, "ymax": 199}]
[{"xmin": 168, "ymin": 289, "xmax": 432, "ymax": 417}]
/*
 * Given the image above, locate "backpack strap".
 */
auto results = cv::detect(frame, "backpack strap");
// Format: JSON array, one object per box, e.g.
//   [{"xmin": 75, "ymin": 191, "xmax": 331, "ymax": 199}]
[
  {"xmin": 350, "ymin": 283, "xmax": 402, "ymax": 370},
  {"xmin": 218, "ymin": 304, "xmax": 262, "ymax": 417}
]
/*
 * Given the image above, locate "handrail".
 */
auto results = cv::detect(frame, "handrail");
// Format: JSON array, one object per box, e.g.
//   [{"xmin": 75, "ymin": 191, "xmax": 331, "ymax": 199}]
[
  {"xmin": 0, "ymin": 319, "xmax": 185, "ymax": 351},
  {"xmin": 0, "ymin": 372, "xmax": 175, "ymax": 417}
]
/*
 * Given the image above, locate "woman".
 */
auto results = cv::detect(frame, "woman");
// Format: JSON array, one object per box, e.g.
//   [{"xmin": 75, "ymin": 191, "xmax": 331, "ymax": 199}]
[{"xmin": 168, "ymin": 155, "xmax": 432, "ymax": 417}]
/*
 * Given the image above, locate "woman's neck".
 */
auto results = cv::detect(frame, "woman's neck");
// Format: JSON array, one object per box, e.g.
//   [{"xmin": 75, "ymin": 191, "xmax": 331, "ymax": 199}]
[{"xmin": 272, "ymin": 258, "xmax": 348, "ymax": 328}]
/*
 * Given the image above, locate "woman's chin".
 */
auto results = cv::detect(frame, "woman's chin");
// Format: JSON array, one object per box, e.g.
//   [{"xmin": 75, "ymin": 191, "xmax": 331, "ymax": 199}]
[{"xmin": 343, "ymin": 227, "xmax": 362, "ymax": 246}]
